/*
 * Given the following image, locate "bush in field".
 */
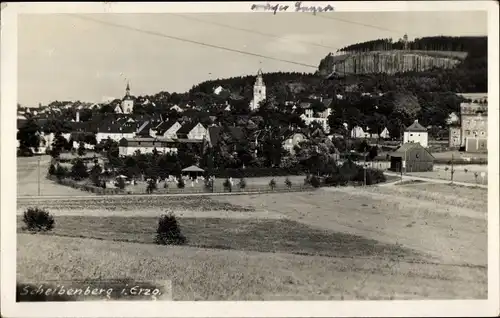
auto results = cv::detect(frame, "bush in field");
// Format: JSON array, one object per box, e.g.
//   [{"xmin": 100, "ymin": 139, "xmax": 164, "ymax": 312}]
[
  {"xmin": 177, "ymin": 177, "xmax": 185, "ymax": 189},
  {"xmin": 309, "ymin": 175, "xmax": 321, "ymax": 188},
  {"xmin": 48, "ymin": 164, "xmax": 56, "ymax": 176},
  {"xmin": 155, "ymin": 212, "xmax": 186, "ymax": 245},
  {"xmin": 54, "ymin": 165, "xmax": 69, "ymax": 180},
  {"xmin": 284, "ymin": 177, "xmax": 292, "ymax": 189},
  {"xmin": 116, "ymin": 177, "xmax": 126, "ymax": 190},
  {"xmin": 204, "ymin": 178, "xmax": 214, "ymax": 192},
  {"xmin": 223, "ymin": 178, "xmax": 232, "ymax": 192},
  {"xmin": 269, "ymin": 178, "xmax": 276, "ymax": 190},
  {"xmin": 146, "ymin": 179, "xmax": 157, "ymax": 194},
  {"xmin": 77, "ymin": 141, "xmax": 86, "ymax": 156},
  {"xmin": 238, "ymin": 178, "xmax": 247, "ymax": 189},
  {"xmin": 22, "ymin": 207, "xmax": 55, "ymax": 232},
  {"xmin": 71, "ymin": 158, "xmax": 88, "ymax": 181}
]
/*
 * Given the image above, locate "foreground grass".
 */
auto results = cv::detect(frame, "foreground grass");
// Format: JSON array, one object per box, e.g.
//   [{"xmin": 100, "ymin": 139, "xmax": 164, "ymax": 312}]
[
  {"xmin": 17, "ymin": 216, "xmax": 419, "ymax": 261},
  {"xmin": 17, "ymin": 234, "xmax": 487, "ymax": 300}
]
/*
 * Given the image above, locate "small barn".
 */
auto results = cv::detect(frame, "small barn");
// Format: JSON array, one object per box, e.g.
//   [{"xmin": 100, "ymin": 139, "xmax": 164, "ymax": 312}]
[{"xmin": 389, "ymin": 143, "xmax": 434, "ymax": 173}]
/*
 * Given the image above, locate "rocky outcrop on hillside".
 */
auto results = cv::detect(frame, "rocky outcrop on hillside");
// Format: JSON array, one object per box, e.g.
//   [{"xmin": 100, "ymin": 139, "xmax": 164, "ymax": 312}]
[{"xmin": 318, "ymin": 50, "xmax": 467, "ymax": 77}]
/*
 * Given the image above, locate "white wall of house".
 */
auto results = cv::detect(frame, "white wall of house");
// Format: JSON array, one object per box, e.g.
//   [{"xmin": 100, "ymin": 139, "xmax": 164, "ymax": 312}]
[
  {"xmin": 301, "ymin": 116, "xmax": 330, "ymax": 133},
  {"xmin": 350, "ymin": 126, "xmax": 370, "ymax": 138},
  {"xmin": 380, "ymin": 127, "xmax": 390, "ymax": 139},
  {"xmin": 160, "ymin": 122, "xmax": 182, "ymax": 139},
  {"xmin": 187, "ymin": 123, "xmax": 208, "ymax": 140},
  {"xmin": 118, "ymin": 146, "xmax": 178, "ymax": 156},
  {"xmin": 403, "ymin": 131, "xmax": 428, "ymax": 148}
]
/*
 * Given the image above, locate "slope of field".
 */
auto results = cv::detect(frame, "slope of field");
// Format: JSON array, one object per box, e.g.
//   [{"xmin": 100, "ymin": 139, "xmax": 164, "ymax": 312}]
[
  {"xmin": 17, "ymin": 155, "xmax": 92, "ymax": 197},
  {"xmin": 217, "ymin": 184, "xmax": 487, "ymax": 267},
  {"xmin": 16, "ymin": 182, "xmax": 487, "ymax": 300},
  {"xmin": 17, "ymin": 234, "xmax": 486, "ymax": 300}
]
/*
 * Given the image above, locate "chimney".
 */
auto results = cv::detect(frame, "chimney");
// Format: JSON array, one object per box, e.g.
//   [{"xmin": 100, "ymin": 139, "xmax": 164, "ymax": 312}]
[{"xmin": 76, "ymin": 111, "xmax": 80, "ymax": 122}]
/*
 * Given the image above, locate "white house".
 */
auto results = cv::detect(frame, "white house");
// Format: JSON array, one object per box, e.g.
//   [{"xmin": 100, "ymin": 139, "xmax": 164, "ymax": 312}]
[
  {"xmin": 379, "ymin": 127, "xmax": 391, "ymax": 139},
  {"xmin": 176, "ymin": 122, "xmax": 208, "ymax": 140},
  {"xmin": 300, "ymin": 107, "xmax": 332, "ymax": 133},
  {"xmin": 213, "ymin": 85, "xmax": 224, "ymax": 95},
  {"xmin": 403, "ymin": 120, "xmax": 428, "ymax": 148},
  {"xmin": 170, "ymin": 105, "xmax": 184, "ymax": 113},
  {"xmin": 151, "ymin": 119, "xmax": 182, "ymax": 139},
  {"xmin": 96, "ymin": 120, "xmax": 137, "ymax": 144},
  {"xmin": 350, "ymin": 126, "xmax": 371, "ymax": 139},
  {"xmin": 118, "ymin": 137, "xmax": 178, "ymax": 156}
]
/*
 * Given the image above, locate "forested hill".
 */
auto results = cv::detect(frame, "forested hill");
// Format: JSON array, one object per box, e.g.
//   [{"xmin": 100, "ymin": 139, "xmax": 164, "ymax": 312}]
[{"xmin": 318, "ymin": 36, "xmax": 487, "ymax": 77}]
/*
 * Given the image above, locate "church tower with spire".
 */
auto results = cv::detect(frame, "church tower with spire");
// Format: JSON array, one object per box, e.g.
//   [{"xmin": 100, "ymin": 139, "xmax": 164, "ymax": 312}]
[
  {"xmin": 249, "ymin": 69, "xmax": 266, "ymax": 111},
  {"xmin": 121, "ymin": 81, "xmax": 135, "ymax": 114}
]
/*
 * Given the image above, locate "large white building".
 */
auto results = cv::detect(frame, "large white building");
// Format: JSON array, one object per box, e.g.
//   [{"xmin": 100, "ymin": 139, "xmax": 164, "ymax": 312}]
[
  {"xmin": 403, "ymin": 119, "xmax": 428, "ymax": 148},
  {"xmin": 249, "ymin": 69, "xmax": 266, "ymax": 111},
  {"xmin": 115, "ymin": 82, "xmax": 135, "ymax": 114}
]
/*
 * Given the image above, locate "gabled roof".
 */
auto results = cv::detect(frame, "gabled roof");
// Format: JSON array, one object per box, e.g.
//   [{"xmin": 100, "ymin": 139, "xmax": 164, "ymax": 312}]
[
  {"xmin": 391, "ymin": 142, "xmax": 434, "ymax": 159},
  {"xmin": 154, "ymin": 119, "xmax": 179, "ymax": 134},
  {"xmin": 405, "ymin": 120, "xmax": 427, "ymax": 132},
  {"xmin": 176, "ymin": 121, "xmax": 201, "ymax": 135},
  {"xmin": 182, "ymin": 165, "xmax": 205, "ymax": 172}
]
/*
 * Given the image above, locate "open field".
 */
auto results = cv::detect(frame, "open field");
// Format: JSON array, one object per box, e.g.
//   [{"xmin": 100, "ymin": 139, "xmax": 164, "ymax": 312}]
[
  {"xmin": 17, "ymin": 155, "xmax": 93, "ymax": 197},
  {"xmin": 18, "ymin": 234, "xmax": 486, "ymax": 300},
  {"xmin": 17, "ymin": 181, "xmax": 487, "ymax": 299}
]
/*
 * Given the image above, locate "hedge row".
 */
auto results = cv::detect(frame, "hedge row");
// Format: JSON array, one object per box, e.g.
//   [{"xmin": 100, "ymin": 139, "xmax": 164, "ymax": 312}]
[
  {"xmin": 212, "ymin": 167, "xmax": 304, "ymax": 178},
  {"xmin": 47, "ymin": 175, "xmax": 123, "ymax": 195}
]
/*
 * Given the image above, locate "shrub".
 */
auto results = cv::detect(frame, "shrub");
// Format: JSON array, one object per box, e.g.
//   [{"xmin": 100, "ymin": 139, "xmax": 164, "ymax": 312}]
[
  {"xmin": 310, "ymin": 176, "xmax": 321, "ymax": 188},
  {"xmin": 55, "ymin": 165, "xmax": 69, "ymax": 180},
  {"xmin": 146, "ymin": 179, "xmax": 157, "ymax": 194},
  {"xmin": 284, "ymin": 177, "xmax": 292, "ymax": 188},
  {"xmin": 204, "ymin": 178, "xmax": 214, "ymax": 192},
  {"xmin": 71, "ymin": 158, "xmax": 89, "ymax": 181},
  {"xmin": 22, "ymin": 207, "xmax": 55, "ymax": 232},
  {"xmin": 238, "ymin": 178, "xmax": 247, "ymax": 189},
  {"xmin": 223, "ymin": 178, "xmax": 232, "ymax": 192},
  {"xmin": 269, "ymin": 178, "xmax": 276, "ymax": 190},
  {"xmin": 48, "ymin": 164, "xmax": 56, "ymax": 176},
  {"xmin": 177, "ymin": 177, "xmax": 185, "ymax": 189},
  {"xmin": 116, "ymin": 177, "xmax": 126, "ymax": 190},
  {"xmin": 154, "ymin": 212, "xmax": 187, "ymax": 245}
]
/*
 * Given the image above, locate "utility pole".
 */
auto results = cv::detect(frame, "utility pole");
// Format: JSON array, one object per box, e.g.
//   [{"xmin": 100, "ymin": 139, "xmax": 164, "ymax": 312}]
[
  {"xmin": 37, "ymin": 156, "xmax": 41, "ymax": 196},
  {"xmin": 451, "ymin": 153, "xmax": 454, "ymax": 183}
]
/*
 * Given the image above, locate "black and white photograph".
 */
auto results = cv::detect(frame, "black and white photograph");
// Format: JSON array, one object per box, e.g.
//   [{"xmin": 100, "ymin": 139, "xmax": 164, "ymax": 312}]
[{"xmin": 1, "ymin": 1, "xmax": 499, "ymax": 317}]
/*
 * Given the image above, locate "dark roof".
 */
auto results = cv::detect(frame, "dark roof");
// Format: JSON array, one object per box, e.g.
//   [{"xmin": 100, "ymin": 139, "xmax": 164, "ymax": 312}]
[
  {"xmin": 176, "ymin": 121, "xmax": 201, "ymax": 135},
  {"xmin": 154, "ymin": 119, "xmax": 178, "ymax": 134},
  {"xmin": 405, "ymin": 120, "xmax": 427, "ymax": 132},
  {"xmin": 17, "ymin": 119, "xmax": 27, "ymax": 129},
  {"xmin": 97, "ymin": 118, "xmax": 136, "ymax": 134},
  {"xmin": 322, "ymin": 98, "xmax": 333, "ymax": 108},
  {"xmin": 391, "ymin": 143, "xmax": 434, "ymax": 159}
]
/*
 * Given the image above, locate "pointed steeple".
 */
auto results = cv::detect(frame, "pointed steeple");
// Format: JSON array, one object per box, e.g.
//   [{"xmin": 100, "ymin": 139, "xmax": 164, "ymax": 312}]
[
  {"xmin": 255, "ymin": 69, "xmax": 264, "ymax": 87},
  {"xmin": 126, "ymin": 81, "xmax": 130, "ymax": 96}
]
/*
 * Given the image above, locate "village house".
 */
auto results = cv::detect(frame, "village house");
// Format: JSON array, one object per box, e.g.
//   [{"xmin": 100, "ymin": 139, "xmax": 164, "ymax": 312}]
[
  {"xmin": 176, "ymin": 122, "xmax": 208, "ymax": 140},
  {"xmin": 118, "ymin": 137, "xmax": 179, "ymax": 156},
  {"xmin": 448, "ymin": 93, "xmax": 487, "ymax": 152},
  {"xmin": 403, "ymin": 120, "xmax": 428, "ymax": 148},
  {"xmin": 96, "ymin": 119, "xmax": 137, "ymax": 144},
  {"xmin": 150, "ymin": 119, "xmax": 182, "ymax": 139}
]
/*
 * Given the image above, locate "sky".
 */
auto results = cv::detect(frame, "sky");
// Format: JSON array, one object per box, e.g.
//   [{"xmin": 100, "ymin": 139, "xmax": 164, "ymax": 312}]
[{"xmin": 18, "ymin": 11, "xmax": 487, "ymax": 107}]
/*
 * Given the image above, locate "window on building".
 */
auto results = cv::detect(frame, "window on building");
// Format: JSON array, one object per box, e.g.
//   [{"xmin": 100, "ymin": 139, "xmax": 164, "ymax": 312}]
[
  {"xmin": 138, "ymin": 142, "xmax": 141, "ymax": 145},
  {"xmin": 473, "ymin": 130, "xmax": 478, "ymax": 136},
  {"xmin": 481, "ymin": 131, "xmax": 485, "ymax": 135},
  {"xmin": 466, "ymin": 130, "xmax": 470, "ymax": 135}
]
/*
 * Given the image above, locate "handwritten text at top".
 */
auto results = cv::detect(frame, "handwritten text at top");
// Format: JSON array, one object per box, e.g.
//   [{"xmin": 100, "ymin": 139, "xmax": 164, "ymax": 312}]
[{"xmin": 251, "ymin": 2, "xmax": 335, "ymax": 15}]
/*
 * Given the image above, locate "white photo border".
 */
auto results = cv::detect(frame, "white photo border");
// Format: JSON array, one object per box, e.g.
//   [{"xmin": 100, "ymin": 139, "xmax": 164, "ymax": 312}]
[{"xmin": 1, "ymin": 2, "xmax": 499, "ymax": 317}]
